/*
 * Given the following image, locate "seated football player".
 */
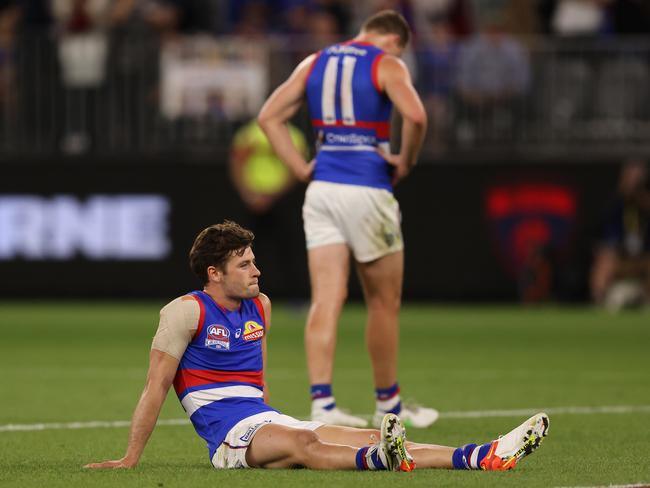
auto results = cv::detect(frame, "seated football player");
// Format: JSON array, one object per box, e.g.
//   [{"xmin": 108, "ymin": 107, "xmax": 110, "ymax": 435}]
[{"xmin": 85, "ymin": 221, "xmax": 549, "ymax": 472}]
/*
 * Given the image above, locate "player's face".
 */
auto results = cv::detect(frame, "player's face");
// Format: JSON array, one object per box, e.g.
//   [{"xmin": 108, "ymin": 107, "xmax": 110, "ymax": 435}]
[{"xmin": 222, "ymin": 246, "xmax": 260, "ymax": 299}]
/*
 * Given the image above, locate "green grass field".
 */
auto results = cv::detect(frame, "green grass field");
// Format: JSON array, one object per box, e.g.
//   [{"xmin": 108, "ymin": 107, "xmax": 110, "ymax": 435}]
[{"xmin": 1, "ymin": 302, "xmax": 649, "ymax": 487}]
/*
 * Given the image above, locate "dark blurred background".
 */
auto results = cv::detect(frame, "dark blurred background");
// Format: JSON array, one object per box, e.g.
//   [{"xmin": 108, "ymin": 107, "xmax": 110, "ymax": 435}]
[{"xmin": 1, "ymin": 0, "xmax": 649, "ymax": 306}]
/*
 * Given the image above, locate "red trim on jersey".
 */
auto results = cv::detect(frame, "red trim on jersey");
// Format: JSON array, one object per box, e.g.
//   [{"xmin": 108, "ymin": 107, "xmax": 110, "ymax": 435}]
[
  {"xmin": 371, "ymin": 52, "xmax": 385, "ymax": 94},
  {"xmin": 305, "ymin": 51, "xmax": 322, "ymax": 86},
  {"xmin": 311, "ymin": 119, "xmax": 390, "ymax": 140},
  {"xmin": 252, "ymin": 297, "xmax": 266, "ymax": 327},
  {"xmin": 173, "ymin": 368, "xmax": 264, "ymax": 395},
  {"xmin": 189, "ymin": 295, "xmax": 206, "ymax": 340}
]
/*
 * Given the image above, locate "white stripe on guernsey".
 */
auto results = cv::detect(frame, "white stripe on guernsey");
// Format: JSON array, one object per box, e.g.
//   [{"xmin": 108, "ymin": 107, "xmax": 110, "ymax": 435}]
[
  {"xmin": 340, "ymin": 55, "xmax": 357, "ymax": 125},
  {"xmin": 321, "ymin": 56, "xmax": 338, "ymax": 124},
  {"xmin": 3, "ymin": 404, "xmax": 650, "ymax": 433},
  {"xmin": 320, "ymin": 145, "xmax": 377, "ymax": 152},
  {"xmin": 181, "ymin": 385, "xmax": 262, "ymax": 418},
  {"xmin": 469, "ymin": 445, "xmax": 481, "ymax": 469}
]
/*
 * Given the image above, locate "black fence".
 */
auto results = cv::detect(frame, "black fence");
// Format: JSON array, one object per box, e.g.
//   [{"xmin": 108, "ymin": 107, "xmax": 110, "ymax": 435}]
[{"xmin": 0, "ymin": 157, "xmax": 622, "ymax": 301}]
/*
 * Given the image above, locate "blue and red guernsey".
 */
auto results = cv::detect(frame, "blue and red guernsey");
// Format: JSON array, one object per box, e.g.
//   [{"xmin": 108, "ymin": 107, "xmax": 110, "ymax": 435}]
[
  {"xmin": 174, "ymin": 291, "xmax": 275, "ymax": 460},
  {"xmin": 306, "ymin": 41, "xmax": 393, "ymax": 191}
]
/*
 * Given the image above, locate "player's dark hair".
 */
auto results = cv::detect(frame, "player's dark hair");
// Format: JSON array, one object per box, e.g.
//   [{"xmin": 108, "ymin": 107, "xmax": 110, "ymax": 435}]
[
  {"xmin": 362, "ymin": 10, "xmax": 411, "ymax": 47},
  {"xmin": 189, "ymin": 221, "xmax": 254, "ymax": 284}
]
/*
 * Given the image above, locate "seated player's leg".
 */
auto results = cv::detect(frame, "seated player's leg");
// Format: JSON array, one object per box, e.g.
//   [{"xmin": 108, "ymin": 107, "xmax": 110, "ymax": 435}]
[
  {"xmin": 452, "ymin": 412, "xmax": 550, "ymax": 471},
  {"xmin": 246, "ymin": 423, "xmax": 359, "ymax": 469},
  {"xmin": 316, "ymin": 422, "xmax": 453, "ymax": 469},
  {"xmin": 246, "ymin": 421, "xmax": 399, "ymax": 470}
]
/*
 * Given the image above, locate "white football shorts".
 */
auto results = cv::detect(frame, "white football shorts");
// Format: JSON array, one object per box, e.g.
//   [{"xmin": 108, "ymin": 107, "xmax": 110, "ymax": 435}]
[
  {"xmin": 302, "ymin": 180, "xmax": 404, "ymax": 262},
  {"xmin": 211, "ymin": 411, "xmax": 324, "ymax": 469}
]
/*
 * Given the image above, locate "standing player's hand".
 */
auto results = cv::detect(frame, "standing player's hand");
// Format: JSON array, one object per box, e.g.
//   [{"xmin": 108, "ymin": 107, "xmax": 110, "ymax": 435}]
[
  {"xmin": 296, "ymin": 159, "xmax": 315, "ymax": 183},
  {"xmin": 377, "ymin": 148, "xmax": 410, "ymax": 186},
  {"xmin": 84, "ymin": 457, "xmax": 137, "ymax": 469}
]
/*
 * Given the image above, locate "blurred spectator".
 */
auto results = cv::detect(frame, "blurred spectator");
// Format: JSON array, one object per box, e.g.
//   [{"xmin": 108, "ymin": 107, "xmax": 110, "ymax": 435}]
[
  {"xmin": 229, "ymin": 118, "xmax": 308, "ymax": 294},
  {"xmin": 232, "ymin": 0, "xmax": 269, "ymax": 39},
  {"xmin": 544, "ymin": 0, "xmax": 613, "ymax": 37},
  {"xmin": 308, "ymin": 8, "xmax": 340, "ymax": 48},
  {"xmin": 455, "ymin": 19, "xmax": 530, "ymax": 143},
  {"xmin": 411, "ymin": 0, "xmax": 473, "ymax": 38},
  {"xmin": 230, "ymin": 119, "xmax": 306, "ymax": 216},
  {"xmin": 312, "ymin": 0, "xmax": 351, "ymax": 35},
  {"xmin": 351, "ymin": 1, "xmax": 414, "ymax": 34},
  {"xmin": 107, "ymin": 0, "xmax": 181, "ymax": 150},
  {"xmin": 416, "ymin": 15, "xmax": 459, "ymax": 153},
  {"xmin": 0, "ymin": 1, "xmax": 19, "ymax": 117},
  {"xmin": 591, "ymin": 159, "xmax": 650, "ymax": 310}
]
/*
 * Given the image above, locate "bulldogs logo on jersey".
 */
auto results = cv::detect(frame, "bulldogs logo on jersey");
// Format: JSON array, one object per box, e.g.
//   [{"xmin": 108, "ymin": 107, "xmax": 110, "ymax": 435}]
[
  {"xmin": 243, "ymin": 320, "xmax": 264, "ymax": 341},
  {"xmin": 205, "ymin": 324, "xmax": 230, "ymax": 350}
]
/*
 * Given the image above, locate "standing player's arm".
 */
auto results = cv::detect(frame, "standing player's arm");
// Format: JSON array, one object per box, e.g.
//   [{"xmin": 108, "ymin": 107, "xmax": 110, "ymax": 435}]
[
  {"xmin": 84, "ymin": 350, "xmax": 179, "ymax": 469},
  {"xmin": 258, "ymin": 55, "xmax": 316, "ymax": 183},
  {"xmin": 377, "ymin": 55, "xmax": 427, "ymax": 185},
  {"xmin": 258, "ymin": 292, "xmax": 272, "ymax": 404}
]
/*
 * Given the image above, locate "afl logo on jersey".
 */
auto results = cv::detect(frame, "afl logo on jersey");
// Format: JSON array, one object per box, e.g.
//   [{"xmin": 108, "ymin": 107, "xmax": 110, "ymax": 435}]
[
  {"xmin": 243, "ymin": 321, "xmax": 264, "ymax": 341},
  {"xmin": 205, "ymin": 324, "xmax": 230, "ymax": 350}
]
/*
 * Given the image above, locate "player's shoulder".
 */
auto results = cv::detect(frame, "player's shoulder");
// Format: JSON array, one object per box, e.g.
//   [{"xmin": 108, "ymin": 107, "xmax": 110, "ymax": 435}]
[
  {"xmin": 256, "ymin": 292, "xmax": 271, "ymax": 310},
  {"xmin": 254, "ymin": 293, "xmax": 272, "ymax": 327},
  {"xmin": 160, "ymin": 294, "xmax": 200, "ymax": 316},
  {"xmin": 378, "ymin": 54, "xmax": 408, "ymax": 72}
]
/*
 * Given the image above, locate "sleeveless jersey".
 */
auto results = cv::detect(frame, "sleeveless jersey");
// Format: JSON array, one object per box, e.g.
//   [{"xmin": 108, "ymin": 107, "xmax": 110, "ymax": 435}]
[
  {"xmin": 306, "ymin": 41, "xmax": 394, "ymax": 191},
  {"xmin": 173, "ymin": 291, "xmax": 276, "ymax": 460}
]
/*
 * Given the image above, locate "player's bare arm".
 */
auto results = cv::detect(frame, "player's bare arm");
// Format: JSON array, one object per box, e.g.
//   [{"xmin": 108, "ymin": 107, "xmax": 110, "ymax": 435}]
[
  {"xmin": 84, "ymin": 350, "xmax": 179, "ymax": 469},
  {"xmin": 377, "ymin": 55, "xmax": 427, "ymax": 185},
  {"xmin": 258, "ymin": 55, "xmax": 316, "ymax": 182},
  {"xmin": 259, "ymin": 292, "xmax": 272, "ymax": 404}
]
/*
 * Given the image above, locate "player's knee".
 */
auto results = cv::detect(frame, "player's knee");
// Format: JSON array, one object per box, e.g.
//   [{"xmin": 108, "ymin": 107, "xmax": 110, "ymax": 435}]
[
  {"xmin": 293, "ymin": 429, "xmax": 321, "ymax": 463},
  {"xmin": 367, "ymin": 293, "xmax": 400, "ymax": 314},
  {"xmin": 311, "ymin": 287, "xmax": 347, "ymax": 311}
]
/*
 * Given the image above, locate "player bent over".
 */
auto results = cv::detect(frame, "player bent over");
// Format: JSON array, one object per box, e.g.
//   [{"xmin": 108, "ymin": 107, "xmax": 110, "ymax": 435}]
[{"xmin": 85, "ymin": 221, "xmax": 549, "ymax": 471}]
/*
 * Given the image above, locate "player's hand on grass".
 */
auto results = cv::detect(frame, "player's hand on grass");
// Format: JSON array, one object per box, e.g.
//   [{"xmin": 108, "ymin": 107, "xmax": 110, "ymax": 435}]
[{"xmin": 84, "ymin": 457, "xmax": 137, "ymax": 469}]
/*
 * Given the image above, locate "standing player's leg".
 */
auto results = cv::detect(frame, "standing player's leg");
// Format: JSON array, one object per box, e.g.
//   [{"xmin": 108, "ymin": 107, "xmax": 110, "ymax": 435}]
[
  {"xmin": 356, "ymin": 251, "xmax": 439, "ymax": 428},
  {"xmin": 306, "ymin": 244, "xmax": 366, "ymax": 426},
  {"xmin": 356, "ymin": 251, "xmax": 402, "ymax": 388}
]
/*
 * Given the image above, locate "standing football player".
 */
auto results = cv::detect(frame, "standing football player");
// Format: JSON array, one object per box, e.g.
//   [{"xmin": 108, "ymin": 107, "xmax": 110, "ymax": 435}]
[{"xmin": 258, "ymin": 10, "xmax": 436, "ymax": 427}]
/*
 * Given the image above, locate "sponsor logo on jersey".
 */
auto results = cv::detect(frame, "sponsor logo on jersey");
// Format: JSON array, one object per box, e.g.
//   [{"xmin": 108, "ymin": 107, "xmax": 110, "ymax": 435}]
[
  {"xmin": 235, "ymin": 328, "xmax": 242, "ymax": 339},
  {"xmin": 205, "ymin": 324, "xmax": 230, "ymax": 350},
  {"xmin": 325, "ymin": 132, "xmax": 376, "ymax": 146},
  {"xmin": 243, "ymin": 320, "xmax": 264, "ymax": 341}
]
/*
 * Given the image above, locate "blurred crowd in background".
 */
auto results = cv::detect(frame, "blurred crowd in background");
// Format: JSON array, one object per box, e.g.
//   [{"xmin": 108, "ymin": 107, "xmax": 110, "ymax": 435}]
[
  {"xmin": 0, "ymin": 0, "xmax": 649, "ymax": 308},
  {"xmin": 0, "ymin": 0, "xmax": 649, "ymax": 156}
]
